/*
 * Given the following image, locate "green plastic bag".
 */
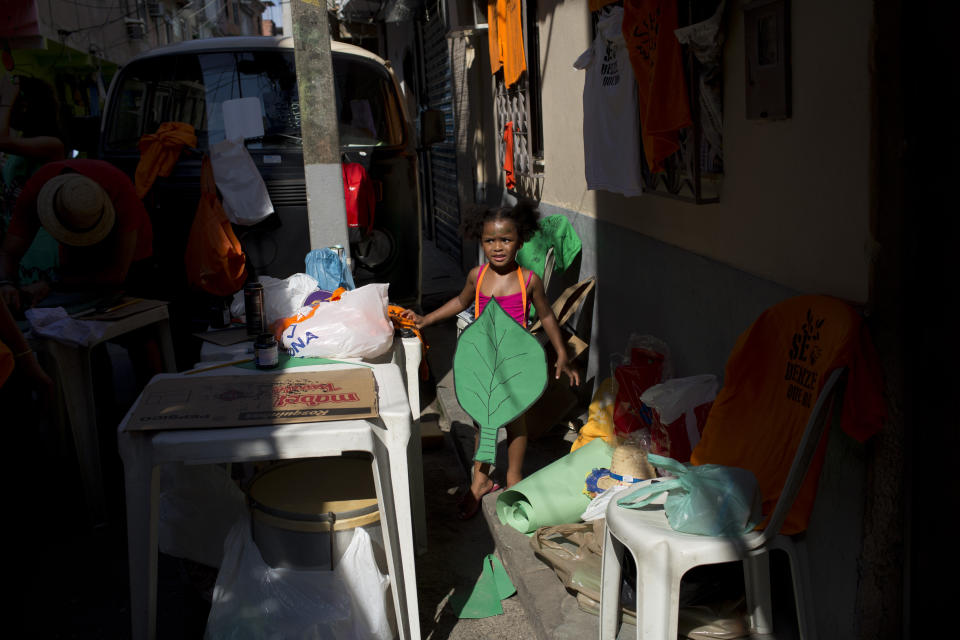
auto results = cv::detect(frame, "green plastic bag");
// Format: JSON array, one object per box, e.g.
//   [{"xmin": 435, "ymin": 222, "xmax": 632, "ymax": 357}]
[{"xmin": 617, "ymin": 453, "xmax": 761, "ymax": 537}]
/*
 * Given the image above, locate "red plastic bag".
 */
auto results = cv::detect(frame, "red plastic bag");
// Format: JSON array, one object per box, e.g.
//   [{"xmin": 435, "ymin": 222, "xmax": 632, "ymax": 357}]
[
  {"xmin": 613, "ymin": 347, "xmax": 668, "ymax": 437},
  {"xmin": 185, "ymin": 155, "xmax": 247, "ymax": 296}
]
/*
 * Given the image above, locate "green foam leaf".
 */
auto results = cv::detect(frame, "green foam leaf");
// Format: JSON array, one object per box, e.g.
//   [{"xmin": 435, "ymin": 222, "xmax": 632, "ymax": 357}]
[{"xmin": 453, "ymin": 297, "xmax": 547, "ymax": 465}]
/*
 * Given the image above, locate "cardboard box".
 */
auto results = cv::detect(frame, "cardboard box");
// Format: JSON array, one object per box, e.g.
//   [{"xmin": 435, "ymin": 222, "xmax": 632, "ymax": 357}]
[{"xmin": 124, "ymin": 368, "xmax": 379, "ymax": 431}]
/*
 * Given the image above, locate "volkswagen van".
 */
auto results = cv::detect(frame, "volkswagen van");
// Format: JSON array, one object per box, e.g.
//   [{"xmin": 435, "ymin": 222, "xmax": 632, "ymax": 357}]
[{"xmin": 99, "ymin": 36, "xmax": 440, "ymax": 304}]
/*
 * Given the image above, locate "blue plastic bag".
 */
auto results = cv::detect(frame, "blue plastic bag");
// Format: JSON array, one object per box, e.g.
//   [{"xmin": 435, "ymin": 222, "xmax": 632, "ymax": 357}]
[
  {"xmin": 305, "ymin": 248, "xmax": 356, "ymax": 292},
  {"xmin": 617, "ymin": 453, "xmax": 761, "ymax": 537}
]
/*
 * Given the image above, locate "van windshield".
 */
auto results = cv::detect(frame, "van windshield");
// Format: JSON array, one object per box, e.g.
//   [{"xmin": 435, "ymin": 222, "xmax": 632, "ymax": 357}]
[{"xmin": 104, "ymin": 49, "xmax": 405, "ymax": 151}]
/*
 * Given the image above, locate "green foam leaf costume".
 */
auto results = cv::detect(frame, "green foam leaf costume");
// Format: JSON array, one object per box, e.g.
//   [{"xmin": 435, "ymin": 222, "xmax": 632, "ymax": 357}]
[{"xmin": 453, "ymin": 297, "xmax": 548, "ymax": 464}]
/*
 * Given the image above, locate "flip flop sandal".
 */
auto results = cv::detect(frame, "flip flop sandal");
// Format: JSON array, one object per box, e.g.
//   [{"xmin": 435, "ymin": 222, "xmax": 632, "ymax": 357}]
[{"xmin": 457, "ymin": 483, "xmax": 500, "ymax": 520}]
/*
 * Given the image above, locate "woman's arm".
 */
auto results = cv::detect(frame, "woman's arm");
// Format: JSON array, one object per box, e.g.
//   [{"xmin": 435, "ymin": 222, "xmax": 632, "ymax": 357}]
[
  {"xmin": 401, "ymin": 266, "xmax": 479, "ymax": 329},
  {"xmin": 529, "ymin": 271, "xmax": 580, "ymax": 385}
]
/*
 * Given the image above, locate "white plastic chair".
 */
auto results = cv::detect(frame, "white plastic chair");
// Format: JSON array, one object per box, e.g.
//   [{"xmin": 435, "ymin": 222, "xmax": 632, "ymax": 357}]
[{"xmin": 599, "ymin": 367, "xmax": 847, "ymax": 640}]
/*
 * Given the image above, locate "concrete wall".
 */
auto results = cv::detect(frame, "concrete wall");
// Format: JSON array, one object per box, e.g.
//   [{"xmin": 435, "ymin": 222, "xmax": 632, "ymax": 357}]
[{"xmin": 537, "ymin": 0, "xmax": 874, "ymax": 304}]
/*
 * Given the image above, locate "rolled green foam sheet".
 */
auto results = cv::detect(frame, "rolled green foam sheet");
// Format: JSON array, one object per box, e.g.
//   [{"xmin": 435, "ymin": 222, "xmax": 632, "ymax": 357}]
[{"xmin": 495, "ymin": 438, "xmax": 614, "ymax": 534}]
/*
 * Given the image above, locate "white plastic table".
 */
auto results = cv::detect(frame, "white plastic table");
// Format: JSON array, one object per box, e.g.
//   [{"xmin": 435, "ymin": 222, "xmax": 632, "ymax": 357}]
[
  {"xmin": 35, "ymin": 302, "xmax": 176, "ymax": 523},
  {"xmin": 118, "ymin": 361, "xmax": 422, "ymax": 640}
]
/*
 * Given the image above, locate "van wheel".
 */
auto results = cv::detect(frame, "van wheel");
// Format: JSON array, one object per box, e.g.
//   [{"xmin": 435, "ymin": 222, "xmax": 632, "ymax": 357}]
[{"xmin": 352, "ymin": 227, "xmax": 396, "ymax": 275}]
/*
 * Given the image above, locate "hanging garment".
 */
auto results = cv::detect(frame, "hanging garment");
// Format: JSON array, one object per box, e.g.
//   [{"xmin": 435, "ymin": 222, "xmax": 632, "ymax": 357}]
[
  {"xmin": 622, "ymin": 0, "xmax": 692, "ymax": 174},
  {"xmin": 574, "ymin": 7, "xmax": 644, "ymax": 197},
  {"xmin": 135, "ymin": 122, "xmax": 197, "ymax": 198},
  {"xmin": 690, "ymin": 296, "xmax": 887, "ymax": 535},
  {"xmin": 503, "ymin": 121, "xmax": 516, "ymax": 190},
  {"xmin": 517, "ymin": 214, "xmax": 582, "ymax": 281},
  {"xmin": 487, "ymin": 0, "xmax": 527, "ymax": 87}
]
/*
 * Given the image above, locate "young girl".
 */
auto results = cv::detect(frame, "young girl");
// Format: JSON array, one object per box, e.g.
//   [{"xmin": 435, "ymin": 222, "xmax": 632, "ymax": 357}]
[{"xmin": 402, "ymin": 200, "xmax": 580, "ymax": 519}]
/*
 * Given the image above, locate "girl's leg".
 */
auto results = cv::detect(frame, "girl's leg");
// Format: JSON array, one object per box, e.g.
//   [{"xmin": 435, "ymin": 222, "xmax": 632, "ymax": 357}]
[
  {"xmin": 505, "ymin": 415, "xmax": 528, "ymax": 488},
  {"xmin": 458, "ymin": 430, "xmax": 496, "ymax": 519},
  {"xmin": 468, "ymin": 431, "xmax": 496, "ymax": 496}
]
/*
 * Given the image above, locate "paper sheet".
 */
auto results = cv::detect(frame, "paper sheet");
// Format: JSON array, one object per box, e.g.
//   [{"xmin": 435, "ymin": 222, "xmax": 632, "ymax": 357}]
[{"xmin": 495, "ymin": 438, "xmax": 614, "ymax": 534}]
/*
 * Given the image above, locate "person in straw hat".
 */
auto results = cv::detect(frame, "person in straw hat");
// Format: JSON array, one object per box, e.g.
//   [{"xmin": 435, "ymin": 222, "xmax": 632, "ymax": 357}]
[{"xmin": 0, "ymin": 159, "xmax": 153, "ymax": 311}]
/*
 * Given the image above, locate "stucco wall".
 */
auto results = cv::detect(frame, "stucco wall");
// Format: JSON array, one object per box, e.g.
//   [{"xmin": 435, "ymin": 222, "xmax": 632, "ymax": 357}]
[{"xmin": 537, "ymin": 0, "xmax": 874, "ymax": 303}]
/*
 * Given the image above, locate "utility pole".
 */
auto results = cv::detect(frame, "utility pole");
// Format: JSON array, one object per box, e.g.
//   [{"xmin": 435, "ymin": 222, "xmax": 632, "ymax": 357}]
[{"xmin": 289, "ymin": 0, "xmax": 350, "ymax": 258}]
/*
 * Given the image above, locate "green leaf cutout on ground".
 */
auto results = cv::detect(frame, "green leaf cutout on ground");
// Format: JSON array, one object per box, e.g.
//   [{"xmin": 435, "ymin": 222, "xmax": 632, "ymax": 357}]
[{"xmin": 453, "ymin": 297, "xmax": 547, "ymax": 465}]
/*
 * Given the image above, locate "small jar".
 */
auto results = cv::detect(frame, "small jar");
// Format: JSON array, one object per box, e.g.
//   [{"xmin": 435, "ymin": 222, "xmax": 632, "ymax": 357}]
[{"xmin": 254, "ymin": 333, "xmax": 279, "ymax": 370}]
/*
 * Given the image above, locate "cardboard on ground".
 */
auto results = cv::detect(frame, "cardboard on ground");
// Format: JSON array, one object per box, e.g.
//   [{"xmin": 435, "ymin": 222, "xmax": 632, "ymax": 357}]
[{"xmin": 124, "ymin": 368, "xmax": 378, "ymax": 431}]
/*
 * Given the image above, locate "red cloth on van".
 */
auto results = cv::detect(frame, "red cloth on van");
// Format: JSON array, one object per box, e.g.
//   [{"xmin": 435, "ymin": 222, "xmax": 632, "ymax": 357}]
[
  {"xmin": 342, "ymin": 162, "xmax": 376, "ymax": 234},
  {"xmin": 621, "ymin": 0, "xmax": 692, "ymax": 173}
]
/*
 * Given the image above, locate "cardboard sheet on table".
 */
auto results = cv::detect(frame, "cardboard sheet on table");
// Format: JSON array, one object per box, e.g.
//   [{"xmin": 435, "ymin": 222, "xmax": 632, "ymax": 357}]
[
  {"xmin": 495, "ymin": 438, "xmax": 613, "ymax": 535},
  {"xmin": 73, "ymin": 297, "xmax": 167, "ymax": 321},
  {"xmin": 124, "ymin": 368, "xmax": 378, "ymax": 431}
]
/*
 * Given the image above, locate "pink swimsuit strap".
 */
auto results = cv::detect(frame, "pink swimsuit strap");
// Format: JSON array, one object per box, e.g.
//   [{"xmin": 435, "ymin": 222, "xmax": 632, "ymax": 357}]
[{"xmin": 475, "ymin": 264, "xmax": 532, "ymax": 326}]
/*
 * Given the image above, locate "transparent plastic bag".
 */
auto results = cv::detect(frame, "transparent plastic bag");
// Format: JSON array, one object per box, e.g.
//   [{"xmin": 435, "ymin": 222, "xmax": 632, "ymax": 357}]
[
  {"xmin": 617, "ymin": 453, "xmax": 761, "ymax": 537},
  {"xmin": 205, "ymin": 520, "xmax": 362, "ymax": 640}
]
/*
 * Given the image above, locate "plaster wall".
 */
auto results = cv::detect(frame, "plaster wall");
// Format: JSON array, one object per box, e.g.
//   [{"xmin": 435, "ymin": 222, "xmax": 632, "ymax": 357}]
[{"xmin": 536, "ymin": 0, "xmax": 874, "ymax": 304}]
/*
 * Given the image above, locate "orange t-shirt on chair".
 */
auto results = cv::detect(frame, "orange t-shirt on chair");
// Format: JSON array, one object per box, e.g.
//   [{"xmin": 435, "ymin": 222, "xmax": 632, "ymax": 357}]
[{"xmin": 690, "ymin": 295, "xmax": 887, "ymax": 535}]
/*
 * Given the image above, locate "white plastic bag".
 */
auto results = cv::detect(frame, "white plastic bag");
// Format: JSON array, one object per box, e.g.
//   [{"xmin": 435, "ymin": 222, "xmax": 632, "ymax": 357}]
[
  {"xmin": 334, "ymin": 527, "xmax": 394, "ymax": 640},
  {"xmin": 210, "ymin": 137, "xmax": 274, "ymax": 225},
  {"xmin": 205, "ymin": 520, "xmax": 363, "ymax": 640},
  {"xmin": 280, "ymin": 283, "xmax": 394, "ymax": 359},
  {"xmin": 640, "ymin": 374, "xmax": 718, "ymax": 460},
  {"xmin": 159, "ymin": 464, "xmax": 247, "ymax": 569},
  {"xmin": 230, "ymin": 273, "xmax": 320, "ymax": 327}
]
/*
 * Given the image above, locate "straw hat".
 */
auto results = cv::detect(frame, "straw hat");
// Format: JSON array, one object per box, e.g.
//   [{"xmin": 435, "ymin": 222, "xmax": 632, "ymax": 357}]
[
  {"xmin": 36, "ymin": 174, "xmax": 115, "ymax": 247},
  {"xmin": 593, "ymin": 443, "xmax": 656, "ymax": 493}
]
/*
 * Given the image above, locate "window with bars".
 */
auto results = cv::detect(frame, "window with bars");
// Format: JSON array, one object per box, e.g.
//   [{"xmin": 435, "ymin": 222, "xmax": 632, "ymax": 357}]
[{"xmin": 493, "ymin": 0, "xmax": 544, "ymax": 198}]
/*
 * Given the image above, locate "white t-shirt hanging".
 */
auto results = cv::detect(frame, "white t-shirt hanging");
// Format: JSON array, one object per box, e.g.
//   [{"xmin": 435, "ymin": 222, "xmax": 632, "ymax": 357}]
[{"xmin": 574, "ymin": 7, "xmax": 643, "ymax": 197}]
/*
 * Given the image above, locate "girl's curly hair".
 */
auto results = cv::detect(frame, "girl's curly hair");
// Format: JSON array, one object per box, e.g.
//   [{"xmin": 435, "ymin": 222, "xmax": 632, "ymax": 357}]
[{"xmin": 460, "ymin": 198, "xmax": 541, "ymax": 242}]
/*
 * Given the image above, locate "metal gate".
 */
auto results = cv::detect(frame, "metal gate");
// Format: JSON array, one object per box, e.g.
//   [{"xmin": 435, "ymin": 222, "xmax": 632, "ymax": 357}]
[{"xmin": 420, "ymin": 1, "xmax": 460, "ymax": 264}]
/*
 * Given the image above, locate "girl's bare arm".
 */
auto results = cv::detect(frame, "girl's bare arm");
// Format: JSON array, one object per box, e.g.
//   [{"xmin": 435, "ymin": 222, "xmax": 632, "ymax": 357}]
[
  {"xmin": 401, "ymin": 266, "xmax": 479, "ymax": 329},
  {"xmin": 529, "ymin": 272, "xmax": 580, "ymax": 385}
]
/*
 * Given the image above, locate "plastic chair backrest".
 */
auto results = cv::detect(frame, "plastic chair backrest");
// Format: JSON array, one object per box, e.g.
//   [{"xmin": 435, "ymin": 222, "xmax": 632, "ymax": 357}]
[{"xmin": 757, "ymin": 367, "xmax": 846, "ymax": 544}]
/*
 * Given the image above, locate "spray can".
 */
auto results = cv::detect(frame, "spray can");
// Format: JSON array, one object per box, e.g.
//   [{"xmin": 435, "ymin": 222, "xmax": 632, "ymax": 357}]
[{"xmin": 244, "ymin": 281, "xmax": 265, "ymax": 337}]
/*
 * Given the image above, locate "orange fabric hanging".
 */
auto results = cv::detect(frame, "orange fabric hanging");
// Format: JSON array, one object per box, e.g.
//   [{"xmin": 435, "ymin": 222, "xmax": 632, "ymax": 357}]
[
  {"xmin": 622, "ymin": 0, "xmax": 692, "ymax": 173},
  {"xmin": 487, "ymin": 0, "xmax": 527, "ymax": 87},
  {"xmin": 135, "ymin": 122, "xmax": 197, "ymax": 198},
  {"xmin": 503, "ymin": 121, "xmax": 516, "ymax": 189},
  {"xmin": 487, "ymin": 0, "xmax": 503, "ymax": 75},
  {"xmin": 185, "ymin": 156, "xmax": 247, "ymax": 297}
]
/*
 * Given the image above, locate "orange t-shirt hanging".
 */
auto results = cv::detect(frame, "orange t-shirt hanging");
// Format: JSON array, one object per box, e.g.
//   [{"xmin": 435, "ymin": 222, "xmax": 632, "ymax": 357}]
[
  {"xmin": 487, "ymin": 0, "xmax": 527, "ymax": 87},
  {"xmin": 622, "ymin": 0, "xmax": 692, "ymax": 173}
]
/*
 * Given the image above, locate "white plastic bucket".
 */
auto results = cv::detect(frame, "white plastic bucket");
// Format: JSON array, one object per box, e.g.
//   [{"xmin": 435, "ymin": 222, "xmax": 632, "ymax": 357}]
[{"xmin": 248, "ymin": 456, "xmax": 385, "ymax": 571}]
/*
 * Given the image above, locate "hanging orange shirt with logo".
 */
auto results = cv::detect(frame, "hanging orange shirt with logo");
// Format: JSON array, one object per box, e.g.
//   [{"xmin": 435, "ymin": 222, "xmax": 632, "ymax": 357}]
[
  {"xmin": 487, "ymin": 0, "xmax": 527, "ymax": 87},
  {"xmin": 622, "ymin": 0, "xmax": 692, "ymax": 173},
  {"xmin": 690, "ymin": 296, "xmax": 887, "ymax": 535}
]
